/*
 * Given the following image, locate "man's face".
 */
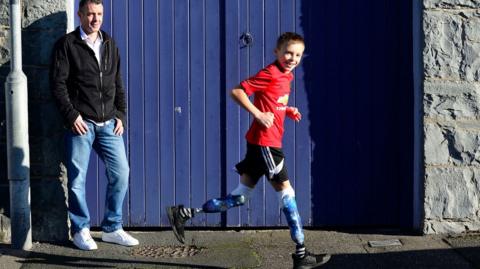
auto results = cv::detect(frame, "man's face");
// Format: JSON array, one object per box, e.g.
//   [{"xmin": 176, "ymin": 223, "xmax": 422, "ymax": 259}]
[
  {"xmin": 274, "ymin": 41, "xmax": 305, "ymax": 73},
  {"xmin": 78, "ymin": 2, "xmax": 103, "ymax": 35}
]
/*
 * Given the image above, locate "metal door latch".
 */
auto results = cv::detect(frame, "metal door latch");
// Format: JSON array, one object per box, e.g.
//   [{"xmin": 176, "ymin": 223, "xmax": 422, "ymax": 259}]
[{"xmin": 240, "ymin": 32, "xmax": 253, "ymax": 48}]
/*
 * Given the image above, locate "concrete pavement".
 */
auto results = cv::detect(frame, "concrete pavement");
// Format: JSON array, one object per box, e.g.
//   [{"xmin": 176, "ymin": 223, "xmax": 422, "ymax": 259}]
[{"xmin": 0, "ymin": 229, "xmax": 479, "ymax": 268}]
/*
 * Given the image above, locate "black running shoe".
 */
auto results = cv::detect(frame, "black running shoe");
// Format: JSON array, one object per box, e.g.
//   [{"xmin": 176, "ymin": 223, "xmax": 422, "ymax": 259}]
[
  {"xmin": 292, "ymin": 251, "xmax": 331, "ymax": 269},
  {"xmin": 166, "ymin": 205, "xmax": 188, "ymax": 244}
]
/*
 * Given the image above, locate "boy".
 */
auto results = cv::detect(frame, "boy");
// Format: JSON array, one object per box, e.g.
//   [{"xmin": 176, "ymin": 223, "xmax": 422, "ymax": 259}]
[{"xmin": 167, "ymin": 32, "xmax": 330, "ymax": 268}]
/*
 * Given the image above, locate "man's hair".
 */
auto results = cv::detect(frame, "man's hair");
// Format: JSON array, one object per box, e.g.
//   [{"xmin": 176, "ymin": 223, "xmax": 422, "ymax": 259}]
[
  {"xmin": 276, "ymin": 32, "xmax": 304, "ymax": 49},
  {"xmin": 79, "ymin": 0, "xmax": 103, "ymax": 13}
]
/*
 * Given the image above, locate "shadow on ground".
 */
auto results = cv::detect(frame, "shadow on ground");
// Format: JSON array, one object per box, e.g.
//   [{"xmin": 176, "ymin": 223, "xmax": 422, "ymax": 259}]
[
  {"xmin": 0, "ymin": 243, "xmax": 226, "ymax": 269},
  {"xmin": 322, "ymin": 248, "xmax": 479, "ymax": 269},
  {"xmin": 1, "ymin": 242, "xmax": 479, "ymax": 269}
]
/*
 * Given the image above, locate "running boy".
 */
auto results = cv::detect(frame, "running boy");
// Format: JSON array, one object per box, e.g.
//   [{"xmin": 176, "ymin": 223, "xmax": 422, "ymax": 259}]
[{"xmin": 167, "ymin": 32, "xmax": 330, "ymax": 269}]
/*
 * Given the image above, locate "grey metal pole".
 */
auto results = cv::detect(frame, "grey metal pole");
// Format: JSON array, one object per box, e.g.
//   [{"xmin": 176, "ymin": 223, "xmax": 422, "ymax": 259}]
[{"xmin": 5, "ymin": 0, "xmax": 32, "ymax": 250}]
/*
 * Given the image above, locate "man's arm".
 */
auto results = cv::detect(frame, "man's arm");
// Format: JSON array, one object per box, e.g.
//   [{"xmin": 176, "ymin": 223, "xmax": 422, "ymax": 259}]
[
  {"xmin": 230, "ymin": 86, "xmax": 274, "ymax": 128},
  {"xmin": 50, "ymin": 38, "xmax": 82, "ymax": 128},
  {"xmin": 113, "ymin": 45, "xmax": 127, "ymax": 135}
]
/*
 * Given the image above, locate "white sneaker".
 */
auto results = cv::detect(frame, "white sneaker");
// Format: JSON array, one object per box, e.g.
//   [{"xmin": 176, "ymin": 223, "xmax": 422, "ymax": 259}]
[
  {"xmin": 102, "ymin": 229, "xmax": 139, "ymax": 246},
  {"xmin": 73, "ymin": 228, "xmax": 98, "ymax": 251}
]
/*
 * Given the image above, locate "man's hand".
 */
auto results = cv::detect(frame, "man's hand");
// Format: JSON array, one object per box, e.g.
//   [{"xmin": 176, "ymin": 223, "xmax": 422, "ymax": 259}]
[
  {"xmin": 72, "ymin": 115, "xmax": 88, "ymax": 135},
  {"xmin": 286, "ymin": 106, "xmax": 302, "ymax": 122},
  {"xmin": 114, "ymin": 118, "xmax": 124, "ymax": 136},
  {"xmin": 255, "ymin": 111, "xmax": 275, "ymax": 128}
]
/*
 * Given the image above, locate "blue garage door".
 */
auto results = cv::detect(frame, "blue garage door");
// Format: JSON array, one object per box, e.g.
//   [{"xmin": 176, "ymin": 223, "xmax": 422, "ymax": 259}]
[{"xmin": 75, "ymin": 0, "xmax": 413, "ymax": 228}]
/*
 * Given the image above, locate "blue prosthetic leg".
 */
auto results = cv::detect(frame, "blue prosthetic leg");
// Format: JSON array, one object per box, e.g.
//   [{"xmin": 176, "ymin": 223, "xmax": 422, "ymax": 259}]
[
  {"xmin": 281, "ymin": 194, "xmax": 305, "ymax": 246},
  {"xmin": 201, "ymin": 194, "xmax": 246, "ymax": 213}
]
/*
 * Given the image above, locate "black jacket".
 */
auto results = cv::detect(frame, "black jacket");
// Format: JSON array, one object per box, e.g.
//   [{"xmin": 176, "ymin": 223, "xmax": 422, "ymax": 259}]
[{"xmin": 50, "ymin": 27, "xmax": 126, "ymax": 127}]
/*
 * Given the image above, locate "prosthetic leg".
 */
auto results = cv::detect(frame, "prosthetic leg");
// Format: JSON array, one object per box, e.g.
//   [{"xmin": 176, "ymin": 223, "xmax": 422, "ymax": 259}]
[
  {"xmin": 166, "ymin": 182, "xmax": 253, "ymax": 243},
  {"xmin": 278, "ymin": 187, "xmax": 331, "ymax": 268}
]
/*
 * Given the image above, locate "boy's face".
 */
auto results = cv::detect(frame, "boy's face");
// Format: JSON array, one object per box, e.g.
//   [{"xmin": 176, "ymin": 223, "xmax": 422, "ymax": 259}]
[
  {"xmin": 274, "ymin": 41, "xmax": 305, "ymax": 73},
  {"xmin": 78, "ymin": 2, "xmax": 103, "ymax": 35}
]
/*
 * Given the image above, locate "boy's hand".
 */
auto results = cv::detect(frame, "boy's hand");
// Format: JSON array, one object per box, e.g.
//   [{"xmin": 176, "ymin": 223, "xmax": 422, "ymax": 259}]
[
  {"xmin": 255, "ymin": 111, "xmax": 275, "ymax": 128},
  {"xmin": 286, "ymin": 106, "xmax": 302, "ymax": 122}
]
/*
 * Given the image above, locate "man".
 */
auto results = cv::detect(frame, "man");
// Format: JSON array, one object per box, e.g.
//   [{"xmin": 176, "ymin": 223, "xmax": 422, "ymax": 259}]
[{"xmin": 50, "ymin": 0, "xmax": 138, "ymax": 250}]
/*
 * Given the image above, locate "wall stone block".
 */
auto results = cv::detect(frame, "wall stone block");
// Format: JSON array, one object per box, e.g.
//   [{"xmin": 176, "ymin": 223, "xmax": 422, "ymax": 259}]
[
  {"xmin": 0, "ymin": 28, "xmax": 9, "ymax": 66},
  {"xmin": 464, "ymin": 15, "xmax": 480, "ymax": 41},
  {"xmin": 31, "ymin": 178, "xmax": 69, "ymax": 242},
  {"xmin": 425, "ymin": 0, "xmax": 480, "ymax": 9},
  {"xmin": 424, "ymin": 81, "xmax": 480, "ymax": 120},
  {"xmin": 462, "ymin": 42, "xmax": 480, "ymax": 81},
  {"xmin": 22, "ymin": 0, "xmax": 66, "ymax": 29},
  {"xmin": 23, "ymin": 28, "xmax": 64, "ymax": 66},
  {"xmin": 27, "ymin": 100, "xmax": 65, "ymax": 178},
  {"xmin": 0, "ymin": 214, "xmax": 11, "ymax": 243},
  {"xmin": 424, "ymin": 10, "xmax": 480, "ymax": 81},
  {"xmin": 30, "ymin": 134, "xmax": 64, "ymax": 179},
  {"xmin": 0, "ymin": 182, "xmax": 9, "ymax": 242},
  {"xmin": 24, "ymin": 67, "xmax": 51, "ymax": 102},
  {"xmin": 425, "ymin": 121, "xmax": 480, "ymax": 165},
  {"xmin": 0, "ymin": 0, "xmax": 8, "ymax": 26},
  {"xmin": 425, "ymin": 167, "xmax": 480, "ymax": 220},
  {"xmin": 424, "ymin": 11, "xmax": 463, "ymax": 80},
  {"xmin": 463, "ymin": 13, "xmax": 480, "ymax": 80},
  {"xmin": 28, "ymin": 101, "xmax": 64, "ymax": 137},
  {"xmin": 424, "ymin": 122, "xmax": 451, "ymax": 165},
  {"xmin": 424, "ymin": 219, "xmax": 480, "ymax": 234}
]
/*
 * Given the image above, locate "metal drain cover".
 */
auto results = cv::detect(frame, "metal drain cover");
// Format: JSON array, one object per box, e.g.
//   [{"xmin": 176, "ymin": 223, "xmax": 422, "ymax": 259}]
[{"xmin": 131, "ymin": 245, "xmax": 205, "ymax": 258}]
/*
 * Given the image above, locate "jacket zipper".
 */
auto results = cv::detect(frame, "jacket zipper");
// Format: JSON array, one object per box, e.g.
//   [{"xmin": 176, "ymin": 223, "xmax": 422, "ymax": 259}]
[
  {"xmin": 74, "ymin": 31, "xmax": 111, "ymax": 123},
  {"xmin": 100, "ymin": 72, "xmax": 104, "ymax": 121},
  {"xmin": 99, "ymin": 40, "xmax": 109, "ymax": 122}
]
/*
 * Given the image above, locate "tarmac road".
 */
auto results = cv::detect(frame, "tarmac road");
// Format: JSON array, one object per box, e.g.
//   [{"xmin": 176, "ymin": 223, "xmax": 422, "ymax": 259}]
[{"xmin": 0, "ymin": 229, "xmax": 479, "ymax": 269}]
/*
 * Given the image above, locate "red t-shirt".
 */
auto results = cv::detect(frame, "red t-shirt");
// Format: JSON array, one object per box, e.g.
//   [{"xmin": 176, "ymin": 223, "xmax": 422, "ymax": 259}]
[{"xmin": 240, "ymin": 61, "xmax": 294, "ymax": 148}]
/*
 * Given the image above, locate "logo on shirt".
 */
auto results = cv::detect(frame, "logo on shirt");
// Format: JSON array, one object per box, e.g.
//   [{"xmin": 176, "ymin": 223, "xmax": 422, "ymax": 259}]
[{"xmin": 277, "ymin": 94, "xmax": 289, "ymax": 106}]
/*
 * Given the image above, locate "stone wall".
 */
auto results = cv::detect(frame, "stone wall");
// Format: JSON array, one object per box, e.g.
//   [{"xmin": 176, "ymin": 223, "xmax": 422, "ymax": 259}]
[
  {"xmin": 0, "ymin": 0, "xmax": 69, "ymax": 242},
  {"xmin": 423, "ymin": 0, "xmax": 480, "ymax": 233}
]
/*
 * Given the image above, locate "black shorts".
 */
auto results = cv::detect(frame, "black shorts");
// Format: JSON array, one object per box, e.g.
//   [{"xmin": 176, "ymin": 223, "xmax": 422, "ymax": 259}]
[{"xmin": 235, "ymin": 143, "xmax": 289, "ymax": 184}]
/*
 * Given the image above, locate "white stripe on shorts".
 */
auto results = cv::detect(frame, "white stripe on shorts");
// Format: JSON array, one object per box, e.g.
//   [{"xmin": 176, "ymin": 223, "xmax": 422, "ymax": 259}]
[{"xmin": 261, "ymin": 146, "xmax": 284, "ymax": 179}]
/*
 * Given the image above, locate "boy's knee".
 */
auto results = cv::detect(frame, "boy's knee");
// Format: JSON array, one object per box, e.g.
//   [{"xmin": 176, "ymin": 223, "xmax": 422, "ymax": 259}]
[
  {"xmin": 271, "ymin": 179, "xmax": 292, "ymax": 192},
  {"xmin": 228, "ymin": 194, "xmax": 246, "ymax": 207},
  {"xmin": 230, "ymin": 182, "xmax": 254, "ymax": 200},
  {"xmin": 277, "ymin": 186, "xmax": 296, "ymax": 207}
]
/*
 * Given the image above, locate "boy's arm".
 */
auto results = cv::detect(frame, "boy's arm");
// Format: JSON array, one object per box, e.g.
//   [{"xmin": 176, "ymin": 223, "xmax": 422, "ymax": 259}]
[
  {"xmin": 286, "ymin": 106, "xmax": 302, "ymax": 122},
  {"xmin": 230, "ymin": 86, "xmax": 274, "ymax": 128}
]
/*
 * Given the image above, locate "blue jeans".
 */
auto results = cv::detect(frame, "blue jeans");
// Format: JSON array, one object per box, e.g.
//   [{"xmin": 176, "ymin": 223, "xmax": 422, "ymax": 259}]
[{"xmin": 65, "ymin": 119, "xmax": 129, "ymax": 234}]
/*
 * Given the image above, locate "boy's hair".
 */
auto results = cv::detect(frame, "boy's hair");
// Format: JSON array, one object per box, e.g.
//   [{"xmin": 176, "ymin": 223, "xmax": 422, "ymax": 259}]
[
  {"xmin": 79, "ymin": 0, "xmax": 103, "ymax": 12},
  {"xmin": 276, "ymin": 32, "xmax": 304, "ymax": 49}
]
